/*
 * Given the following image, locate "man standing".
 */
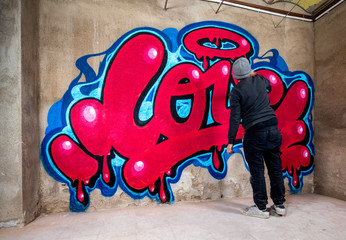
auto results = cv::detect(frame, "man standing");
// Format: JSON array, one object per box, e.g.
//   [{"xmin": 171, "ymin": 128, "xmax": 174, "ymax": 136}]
[{"xmin": 227, "ymin": 57, "xmax": 286, "ymax": 219}]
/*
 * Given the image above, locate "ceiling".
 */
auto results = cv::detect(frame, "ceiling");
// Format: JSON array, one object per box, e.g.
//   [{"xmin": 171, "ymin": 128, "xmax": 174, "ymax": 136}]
[
  {"xmin": 196, "ymin": 0, "xmax": 345, "ymax": 22},
  {"xmin": 265, "ymin": 0, "xmax": 340, "ymax": 14}
]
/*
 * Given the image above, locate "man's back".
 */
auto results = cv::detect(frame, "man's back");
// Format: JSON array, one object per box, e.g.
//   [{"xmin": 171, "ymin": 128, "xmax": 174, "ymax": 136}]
[{"xmin": 230, "ymin": 74, "xmax": 276, "ymax": 131}]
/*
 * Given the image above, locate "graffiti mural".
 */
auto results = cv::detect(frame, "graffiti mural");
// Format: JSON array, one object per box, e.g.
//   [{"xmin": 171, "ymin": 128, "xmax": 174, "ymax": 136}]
[{"xmin": 41, "ymin": 21, "xmax": 314, "ymax": 211}]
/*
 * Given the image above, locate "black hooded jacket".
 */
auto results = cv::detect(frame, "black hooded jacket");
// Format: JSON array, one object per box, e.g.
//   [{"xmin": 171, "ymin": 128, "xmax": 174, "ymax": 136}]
[{"xmin": 228, "ymin": 74, "xmax": 277, "ymax": 145}]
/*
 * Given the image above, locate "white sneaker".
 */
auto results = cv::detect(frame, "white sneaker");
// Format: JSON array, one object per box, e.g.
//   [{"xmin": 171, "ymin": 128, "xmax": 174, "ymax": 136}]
[
  {"xmin": 271, "ymin": 204, "xmax": 286, "ymax": 216},
  {"xmin": 241, "ymin": 205, "xmax": 269, "ymax": 219}
]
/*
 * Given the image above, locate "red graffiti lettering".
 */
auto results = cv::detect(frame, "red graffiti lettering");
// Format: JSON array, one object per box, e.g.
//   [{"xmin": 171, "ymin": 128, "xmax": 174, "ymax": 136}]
[{"xmin": 47, "ymin": 25, "xmax": 313, "ymax": 207}]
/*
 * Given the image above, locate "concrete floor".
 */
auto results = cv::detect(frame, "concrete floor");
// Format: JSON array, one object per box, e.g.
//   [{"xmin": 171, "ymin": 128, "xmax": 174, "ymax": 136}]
[{"xmin": 0, "ymin": 194, "xmax": 345, "ymax": 240}]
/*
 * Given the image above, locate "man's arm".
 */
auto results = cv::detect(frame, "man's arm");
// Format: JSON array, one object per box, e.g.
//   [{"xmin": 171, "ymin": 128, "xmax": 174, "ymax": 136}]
[{"xmin": 227, "ymin": 89, "xmax": 241, "ymax": 154}]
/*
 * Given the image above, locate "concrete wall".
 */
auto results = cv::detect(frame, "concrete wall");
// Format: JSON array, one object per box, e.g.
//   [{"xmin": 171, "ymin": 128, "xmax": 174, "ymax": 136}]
[
  {"xmin": 314, "ymin": 2, "xmax": 346, "ymax": 200},
  {"xmin": 38, "ymin": 0, "xmax": 314, "ymax": 213},
  {"xmin": 0, "ymin": 0, "xmax": 41, "ymax": 226},
  {"xmin": 0, "ymin": 0, "xmax": 23, "ymax": 226},
  {"xmin": 21, "ymin": 0, "xmax": 41, "ymax": 223}
]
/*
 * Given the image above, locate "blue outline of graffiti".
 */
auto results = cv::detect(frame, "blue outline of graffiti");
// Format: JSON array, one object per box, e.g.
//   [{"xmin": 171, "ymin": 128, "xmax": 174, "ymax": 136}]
[{"xmin": 41, "ymin": 21, "xmax": 314, "ymax": 211}]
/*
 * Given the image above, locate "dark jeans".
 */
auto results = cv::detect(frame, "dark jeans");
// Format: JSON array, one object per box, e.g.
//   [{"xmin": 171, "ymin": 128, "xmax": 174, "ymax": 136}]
[{"xmin": 243, "ymin": 125, "xmax": 285, "ymax": 210}]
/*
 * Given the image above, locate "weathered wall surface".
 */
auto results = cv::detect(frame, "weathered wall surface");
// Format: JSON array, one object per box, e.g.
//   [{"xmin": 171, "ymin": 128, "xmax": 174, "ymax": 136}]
[
  {"xmin": 314, "ymin": 3, "xmax": 346, "ymax": 200},
  {"xmin": 0, "ymin": 0, "xmax": 23, "ymax": 226},
  {"xmin": 21, "ymin": 0, "xmax": 41, "ymax": 223},
  {"xmin": 39, "ymin": 0, "xmax": 315, "ymax": 213},
  {"xmin": 0, "ymin": 0, "xmax": 41, "ymax": 226}
]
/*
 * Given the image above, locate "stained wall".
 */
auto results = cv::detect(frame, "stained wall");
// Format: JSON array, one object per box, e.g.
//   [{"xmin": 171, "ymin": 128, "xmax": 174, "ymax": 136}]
[
  {"xmin": 314, "ymin": 2, "xmax": 346, "ymax": 200},
  {"xmin": 21, "ymin": 0, "xmax": 41, "ymax": 223},
  {"xmin": 0, "ymin": 0, "xmax": 23, "ymax": 226},
  {"xmin": 0, "ymin": 0, "xmax": 41, "ymax": 226}
]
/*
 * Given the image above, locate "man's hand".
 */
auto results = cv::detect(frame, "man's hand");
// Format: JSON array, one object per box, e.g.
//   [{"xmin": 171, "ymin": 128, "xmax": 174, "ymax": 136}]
[{"xmin": 226, "ymin": 144, "xmax": 234, "ymax": 155}]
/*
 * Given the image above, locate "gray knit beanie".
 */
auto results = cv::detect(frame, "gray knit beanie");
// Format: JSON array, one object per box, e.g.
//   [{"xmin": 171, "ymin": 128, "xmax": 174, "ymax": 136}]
[{"xmin": 232, "ymin": 57, "xmax": 252, "ymax": 79}]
